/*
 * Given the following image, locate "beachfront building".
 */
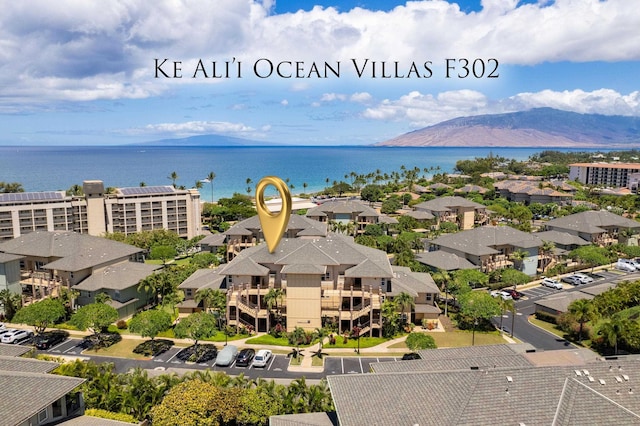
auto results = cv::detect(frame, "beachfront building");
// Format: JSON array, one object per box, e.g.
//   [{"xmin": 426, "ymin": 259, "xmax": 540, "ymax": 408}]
[
  {"xmin": 412, "ymin": 196, "xmax": 490, "ymax": 231},
  {"xmin": 569, "ymin": 162, "xmax": 640, "ymax": 187},
  {"xmin": 426, "ymin": 225, "xmax": 543, "ymax": 276},
  {"xmin": 544, "ymin": 210, "xmax": 640, "ymax": 246},
  {"xmin": 0, "ymin": 180, "xmax": 201, "ymax": 242},
  {"xmin": 0, "ymin": 231, "xmax": 156, "ymax": 318},
  {"xmin": 220, "ymin": 233, "xmax": 437, "ymax": 335}
]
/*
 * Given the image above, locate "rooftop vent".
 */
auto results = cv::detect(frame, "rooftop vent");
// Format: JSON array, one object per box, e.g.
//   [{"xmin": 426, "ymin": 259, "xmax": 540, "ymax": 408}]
[
  {"xmin": 575, "ymin": 370, "xmax": 582, "ymax": 376},
  {"xmin": 507, "ymin": 376, "xmax": 513, "ymax": 383},
  {"xmin": 589, "ymin": 376, "xmax": 595, "ymax": 383},
  {"xmin": 599, "ymin": 379, "xmax": 606, "ymax": 386},
  {"xmin": 616, "ymin": 376, "xmax": 623, "ymax": 383},
  {"xmin": 623, "ymin": 374, "xmax": 630, "ymax": 381},
  {"xmin": 583, "ymin": 370, "xmax": 590, "ymax": 376}
]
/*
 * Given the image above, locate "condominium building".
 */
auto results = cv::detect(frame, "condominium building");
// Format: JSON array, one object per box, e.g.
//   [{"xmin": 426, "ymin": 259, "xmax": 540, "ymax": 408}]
[
  {"xmin": 569, "ymin": 162, "xmax": 640, "ymax": 187},
  {"xmin": 0, "ymin": 180, "xmax": 201, "ymax": 241}
]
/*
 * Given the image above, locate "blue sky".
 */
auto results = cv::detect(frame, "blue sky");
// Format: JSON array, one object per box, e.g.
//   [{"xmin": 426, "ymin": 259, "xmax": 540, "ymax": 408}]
[{"xmin": 0, "ymin": 0, "xmax": 638, "ymax": 146}]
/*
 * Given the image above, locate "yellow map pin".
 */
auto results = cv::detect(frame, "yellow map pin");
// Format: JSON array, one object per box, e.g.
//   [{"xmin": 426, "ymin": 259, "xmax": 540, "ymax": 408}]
[{"xmin": 256, "ymin": 176, "xmax": 292, "ymax": 253}]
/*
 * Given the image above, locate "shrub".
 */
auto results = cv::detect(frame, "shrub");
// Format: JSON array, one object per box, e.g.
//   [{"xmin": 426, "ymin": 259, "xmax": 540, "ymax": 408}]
[
  {"xmin": 535, "ymin": 311, "xmax": 558, "ymax": 324},
  {"xmin": 133, "ymin": 339, "xmax": 174, "ymax": 357},
  {"xmin": 405, "ymin": 332, "xmax": 437, "ymax": 351},
  {"xmin": 84, "ymin": 409, "xmax": 137, "ymax": 424},
  {"xmin": 116, "ymin": 320, "xmax": 127, "ymax": 329}
]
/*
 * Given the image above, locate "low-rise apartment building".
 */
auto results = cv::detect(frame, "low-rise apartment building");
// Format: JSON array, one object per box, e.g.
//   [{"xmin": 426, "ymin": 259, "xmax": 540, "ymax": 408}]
[
  {"xmin": 0, "ymin": 180, "xmax": 201, "ymax": 241},
  {"xmin": 412, "ymin": 196, "xmax": 490, "ymax": 230}
]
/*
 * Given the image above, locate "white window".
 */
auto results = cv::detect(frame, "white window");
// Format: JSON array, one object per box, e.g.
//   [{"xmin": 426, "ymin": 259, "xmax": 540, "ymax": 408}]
[{"xmin": 38, "ymin": 409, "xmax": 48, "ymax": 424}]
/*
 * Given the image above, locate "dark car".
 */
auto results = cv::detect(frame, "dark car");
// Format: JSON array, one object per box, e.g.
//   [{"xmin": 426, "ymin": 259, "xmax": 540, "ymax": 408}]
[
  {"xmin": 506, "ymin": 289, "xmax": 523, "ymax": 300},
  {"xmin": 34, "ymin": 330, "xmax": 69, "ymax": 350},
  {"xmin": 235, "ymin": 348, "xmax": 255, "ymax": 367},
  {"xmin": 401, "ymin": 352, "xmax": 420, "ymax": 360}
]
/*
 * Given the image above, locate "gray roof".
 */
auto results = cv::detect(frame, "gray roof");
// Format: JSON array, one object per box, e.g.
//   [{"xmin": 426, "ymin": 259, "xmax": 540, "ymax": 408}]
[
  {"xmin": 415, "ymin": 251, "xmax": 479, "ymax": 271},
  {"xmin": 578, "ymin": 282, "xmax": 617, "ymax": 296},
  {"xmin": 535, "ymin": 230, "xmax": 590, "ymax": 247},
  {"xmin": 0, "ymin": 370, "xmax": 84, "ymax": 426},
  {"xmin": 73, "ymin": 261, "xmax": 161, "ymax": 291},
  {"xmin": 0, "ymin": 231, "xmax": 142, "ymax": 272},
  {"xmin": 404, "ymin": 210, "xmax": 435, "ymax": 220},
  {"xmin": 306, "ymin": 200, "xmax": 379, "ymax": 218},
  {"xmin": 414, "ymin": 196, "xmax": 486, "ymax": 212},
  {"xmin": 371, "ymin": 354, "xmax": 533, "ymax": 373},
  {"xmin": 431, "ymin": 225, "xmax": 542, "ymax": 256},
  {"xmin": 58, "ymin": 415, "xmax": 140, "ymax": 425},
  {"xmin": 220, "ymin": 233, "xmax": 393, "ymax": 279},
  {"xmin": 390, "ymin": 266, "xmax": 439, "ymax": 296},
  {"xmin": 0, "ymin": 252, "xmax": 24, "ymax": 263},
  {"xmin": 225, "ymin": 215, "xmax": 327, "ymax": 238},
  {"xmin": 0, "ymin": 355, "xmax": 59, "ymax": 374},
  {"xmin": 545, "ymin": 210, "xmax": 640, "ymax": 235},
  {"xmin": 328, "ymin": 360, "xmax": 640, "ymax": 426},
  {"xmin": 178, "ymin": 268, "xmax": 226, "ymax": 291},
  {"xmin": 0, "ymin": 343, "xmax": 32, "ymax": 357},
  {"xmin": 269, "ymin": 412, "xmax": 338, "ymax": 426},
  {"xmin": 199, "ymin": 233, "xmax": 227, "ymax": 247},
  {"xmin": 535, "ymin": 292, "xmax": 594, "ymax": 314}
]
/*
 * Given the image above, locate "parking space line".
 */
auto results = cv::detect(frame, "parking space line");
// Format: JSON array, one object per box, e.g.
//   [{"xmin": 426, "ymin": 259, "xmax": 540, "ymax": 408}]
[
  {"xmin": 359, "ymin": 358, "xmax": 363, "ymax": 374},
  {"xmin": 49, "ymin": 339, "xmax": 69, "ymax": 352},
  {"xmin": 341, "ymin": 357, "xmax": 344, "ymax": 374},
  {"xmin": 166, "ymin": 348, "xmax": 181, "ymax": 363}
]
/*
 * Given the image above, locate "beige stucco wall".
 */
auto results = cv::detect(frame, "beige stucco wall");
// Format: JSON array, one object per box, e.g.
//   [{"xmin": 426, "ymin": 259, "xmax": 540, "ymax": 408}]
[{"xmin": 285, "ymin": 274, "xmax": 321, "ymax": 332}]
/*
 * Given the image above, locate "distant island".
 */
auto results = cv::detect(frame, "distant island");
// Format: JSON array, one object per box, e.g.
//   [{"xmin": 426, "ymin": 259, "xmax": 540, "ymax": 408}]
[{"xmin": 375, "ymin": 108, "xmax": 640, "ymax": 148}]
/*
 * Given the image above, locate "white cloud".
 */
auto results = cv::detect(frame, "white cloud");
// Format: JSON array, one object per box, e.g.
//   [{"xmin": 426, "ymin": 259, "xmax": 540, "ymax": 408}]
[
  {"xmin": 127, "ymin": 120, "xmax": 257, "ymax": 137},
  {"xmin": 1, "ymin": 0, "xmax": 638, "ymax": 105},
  {"xmin": 320, "ymin": 93, "xmax": 347, "ymax": 102},
  {"xmin": 280, "ymin": 99, "xmax": 289, "ymax": 106},
  {"xmin": 362, "ymin": 88, "xmax": 640, "ymax": 128},
  {"xmin": 350, "ymin": 92, "xmax": 372, "ymax": 103}
]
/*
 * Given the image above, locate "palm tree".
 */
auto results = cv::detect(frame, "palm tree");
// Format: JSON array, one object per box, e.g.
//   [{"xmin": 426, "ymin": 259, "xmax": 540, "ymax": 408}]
[
  {"xmin": 312, "ymin": 327, "xmax": 328, "ymax": 357},
  {"xmin": 509, "ymin": 249, "xmax": 528, "ymax": 271},
  {"xmin": 167, "ymin": 171, "xmax": 179, "ymax": 188},
  {"xmin": 597, "ymin": 316, "xmax": 630, "ymax": 355},
  {"xmin": 303, "ymin": 182, "xmax": 308, "ymax": 194},
  {"xmin": 194, "ymin": 180, "xmax": 203, "ymax": 190},
  {"xmin": 0, "ymin": 289, "xmax": 22, "ymax": 320},
  {"xmin": 139, "ymin": 181, "xmax": 146, "ymax": 187},
  {"xmin": 498, "ymin": 298, "xmax": 514, "ymax": 334},
  {"xmin": 264, "ymin": 288, "xmax": 285, "ymax": 328},
  {"xmin": 540, "ymin": 240, "xmax": 556, "ymax": 273},
  {"xmin": 394, "ymin": 292, "xmax": 415, "ymax": 325},
  {"xmin": 432, "ymin": 269, "xmax": 452, "ymax": 317},
  {"xmin": 195, "ymin": 288, "xmax": 226, "ymax": 328},
  {"xmin": 568, "ymin": 298, "xmax": 594, "ymax": 341},
  {"xmin": 205, "ymin": 171, "xmax": 216, "ymax": 202},
  {"xmin": 289, "ymin": 326, "xmax": 306, "ymax": 359}
]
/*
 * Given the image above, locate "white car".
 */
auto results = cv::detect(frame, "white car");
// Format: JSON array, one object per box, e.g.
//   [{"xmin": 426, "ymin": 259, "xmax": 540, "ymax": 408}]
[
  {"xmin": 541, "ymin": 278, "xmax": 563, "ymax": 290},
  {"xmin": 490, "ymin": 290, "xmax": 513, "ymax": 300},
  {"xmin": 616, "ymin": 259, "xmax": 637, "ymax": 272},
  {"xmin": 252, "ymin": 349, "xmax": 272, "ymax": 368},
  {"xmin": 1, "ymin": 329, "xmax": 33, "ymax": 344},
  {"xmin": 572, "ymin": 273, "xmax": 594, "ymax": 284}
]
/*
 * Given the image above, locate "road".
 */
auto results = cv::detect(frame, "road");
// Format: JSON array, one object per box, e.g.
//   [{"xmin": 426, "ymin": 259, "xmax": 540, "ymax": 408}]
[{"xmin": 494, "ymin": 269, "xmax": 640, "ymax": 350}]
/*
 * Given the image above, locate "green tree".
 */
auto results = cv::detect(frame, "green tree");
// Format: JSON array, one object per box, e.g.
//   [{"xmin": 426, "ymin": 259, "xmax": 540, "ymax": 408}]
[
  {"xmin": 381, "ymin": 299, "xmax": 400, "ymax": 337},
  {"xmin": 168, "ymin": 171, "xmax": 179, "ymax": 188},
  {"xmin": 500, "ymin": 268, "xmax": 531, "ymax": 288},
  {"xmin": 597, "ymin": 316, "xmax": 631, "ymax": 355},
  {"xmin": 0, "ymin": 289, "xmax": 22, "ymax": 321},
  {"xmin": 509, "ymin": 249, "xmax": 528, "ymax": 271},
  {"xmin": 195, "ymin": 288, "xmax": 226, "ymax": 328},
  {"xmin": 381, "ymin": 197, "xmax": 402, "ymax": 214},
  {"xmin": 394, "ymin": 292, "xmax": 415, "ymax": 325},
  {"xmin": 568, "ymin": 298, "xmax": 594, "ymax": 342},
  {"xmin": 360, "ymin": 184, "xmax": 384, "ymax": 203},
  {"xmin": 458, "ymin": 291, "xmax": 501, "ymax": 345},
  {"xmin": 0, "ymin": 181, "xmax": 24, "ymax": 193},
  {"xmin": 128, "ymin": 309, "xmax": 172, "ymax": 349},
  {"xmin": 190, "ymin": 252, "xmax": 219, "ymax": 268},
  {"xmin": 150, "ymin": 245, "xmax": 177, "ymax": 264},
  {"xmin": 569, "ymin": 245, "xmax": 613, "ymax": 272},
  {"xmin": 205, "ymin": 171, "xmax": 216, "ymax": 202},
  {"xmin": 12, "ymin": 298, "xmax": 66, "ymax": 334},
  {"xmin": 173, "ymin": 311, "xmax": 217, "ymax": 357},
  {"xmin": 405, "ymin": 332, "xmax": 437, "ymax": 351},
  {"xmin": 238, "ymin": 387, "xmax": 285, "ymax": 425},
  {"xmin": 264, "ymin": 287, "xmax": 285, "ymax": 328},
  {"xmin": 71, "ymin": 303, "xmax": 119, "ymax": 334},
  {"xmin": 288, "ymin": 326, "xmax": 306, "ymax": 358}
]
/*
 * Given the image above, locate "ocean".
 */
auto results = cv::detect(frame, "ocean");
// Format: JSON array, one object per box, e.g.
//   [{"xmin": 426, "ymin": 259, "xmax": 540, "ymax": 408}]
[{"xmin": 0, "ymin": 145, "xmax": 599, "ymax": 202}]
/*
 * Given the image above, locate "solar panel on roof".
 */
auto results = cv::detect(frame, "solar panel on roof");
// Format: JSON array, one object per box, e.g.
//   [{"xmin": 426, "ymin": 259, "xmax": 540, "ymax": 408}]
[
  {"xmin": 119, "ymin": 186, "xmax": 175, "ymax": 195},
  {"xmin": 0, "ymin": 191, "xmax": 65, "ymax": 203}
]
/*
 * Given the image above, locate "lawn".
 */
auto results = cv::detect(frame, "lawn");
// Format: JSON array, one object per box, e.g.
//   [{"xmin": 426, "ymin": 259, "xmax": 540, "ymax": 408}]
[
  {"xmin": 529, "ymin": 316, "xmax": 591, "ymax": 348},
  {"xmin": 85, "ymin": 338, "xmax": 152, "ymax": 360},
  {"xmin": 245, "ymin": 334, "xmax": 311, "ymax": 347},
  {"xmin": 324, "ymin": 336, "xmax": 388, "ymax": 349},
  {"xmin": 156, "ymin": 328, "xmax": 246, "ymax": 342},
  {"xmin": 387, "ymin": 331, "xmax": 506, "ymax": 349}
]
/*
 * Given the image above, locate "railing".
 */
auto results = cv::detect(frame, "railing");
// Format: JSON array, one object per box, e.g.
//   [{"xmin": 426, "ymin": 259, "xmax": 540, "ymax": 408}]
[{"xmin": 237, "ymin": 296, "xmax": 258, "ymax": 314}]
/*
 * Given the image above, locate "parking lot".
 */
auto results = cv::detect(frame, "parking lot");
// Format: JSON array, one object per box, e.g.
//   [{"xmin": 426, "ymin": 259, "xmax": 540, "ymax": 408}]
[{"xmin": 519, "ymin": 270, "xmax": 625, "ymax": 299}]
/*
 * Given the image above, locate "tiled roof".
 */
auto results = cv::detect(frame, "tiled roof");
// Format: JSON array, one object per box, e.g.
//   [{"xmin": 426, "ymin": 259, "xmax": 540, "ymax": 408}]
[
  {"xmin": 73, "ymin": 261, "xmax": 161, "ymax": 291},
  {"xmin": 0, "ymin": 370, "xmax": 84, "ymax": 426},
  {"xmin": 535, "ymin": 292, "xmax": 594, "ymax": 314},
  {"xmin": 225, "ymin": 215, "xmax": 327, "ymax": 238},
  {"xmin": 431, "ymin": 225, "xmax": 542, "ymax": 256},
  {"xmin": 545, "ymin": 211, "xmax": 640, "ymax": 235},
  {"xmin": 269, "ymin": 412, "xmax": 338, "ymax": 425},
  {"xmin": 370, "ymin": 353, "xmax": 533, "ymax": 373},
  {"xmin": 0, "ymin": 252, "xmax": 23, "ymax": 263},
  {"xmin": 414, "ymin": 196, "xmax": 486, "ymax": 212},
  {"xmin": 534, "ymin": 230, "xmax": 590, "ymax": 247},
  {"xmin": 220, "ymin": 257, "xmax": 270, "ymax": 276},
  {"xmin": 390, "ymin": 266, "xmax": 439, "ymax": 296},
  {"xmin": 0, "ymin": 355, "xmax": 59, "ymax": 374},
  {"xmin": 199, "ymin": 233, "xmax": 227, "ymax": 246},
  {"xmin": 415, "ymin": 251, "xmax": 479, "ymax": 271},
  {"xmin": 328, "ymin": 360, "xmax": 640, "ymax": 426},
  {"xmin": 404, "ymin": 210, "xmax": 435, "ymax": 220},
  {"xmin": 0, "ymin": 343, "xmax": 32, "ymax": 357},
  {"xmin": 178, "ymin": 268, "xmax": 226, "ymax": 290},
  {"xmin": 0, "ymin": 231, "xmax": 142, "ymax": 272},
  {"xmin": 306, "ymin": 200, "xmax": 379, "ymax": 217}
]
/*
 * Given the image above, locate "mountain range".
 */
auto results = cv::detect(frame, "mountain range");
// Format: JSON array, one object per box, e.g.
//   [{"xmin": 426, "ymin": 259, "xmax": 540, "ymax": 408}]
[{"xmin": 375, "ymin": 108, "xmax": 640, "ymax": 148}]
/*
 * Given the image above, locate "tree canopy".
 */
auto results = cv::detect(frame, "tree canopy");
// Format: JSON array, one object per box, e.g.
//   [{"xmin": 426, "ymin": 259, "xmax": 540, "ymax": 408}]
[
  {"xmin": 12, "ymin": 298, "xmax": 66, "ymax": 334},
  {"xmin": 128, "ymin": 309, "xmax": 172, "ymax": 341},
  {"xmin": 71, "ymin": 302, "xmax": 119, "ymax": 334}
]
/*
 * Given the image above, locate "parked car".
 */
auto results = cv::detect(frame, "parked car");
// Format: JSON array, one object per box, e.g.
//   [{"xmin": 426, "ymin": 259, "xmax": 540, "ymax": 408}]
[
  {"xmin": 572, "ymin": 273, "xmax": 594, "ymax": 284},
  {"xmin": 541, "ymin": 278, "xmax": 563, "ymax": 290},
  {"xmin": 506, "ymin": 289, "xmax": 523, "ymax": 300},
  {"xmin": 252, "ymin": 349, "xmax": 272, "ymax": 368},
  {"xmin": 1, "ymin": 329, "xmax": 33, "ymax": 344},
  {"xmin": 626, "ymin": 258, "xmax": 640, "ymax": 269},
  {"xmin": 401, "ymin": 352, "xmax": 421, "ymax": 360},
  {"xmin": 0, "ymin": 327, "xmax": 15, "ymax": 337},
  {"xmin": 235, "ymin": 348, "xmax": 255, "ymax": 367},
  {"xmin": 561, "ymin": 275, "xmax": 583, "ymax": 286},
  {"xmin": 33, "ymin": 330, "xmax": 69, "ymax": 350},
  {"xmin": 490, "ymin": 290, "xmax": 513, "ymax": 300},
  {"xmin": 215, "ymin": 344, "xmax": 238, "ymax": 366},
  {"xmin": 616, "ymin": 259, "xmax": 637, "ymax": 272}
]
